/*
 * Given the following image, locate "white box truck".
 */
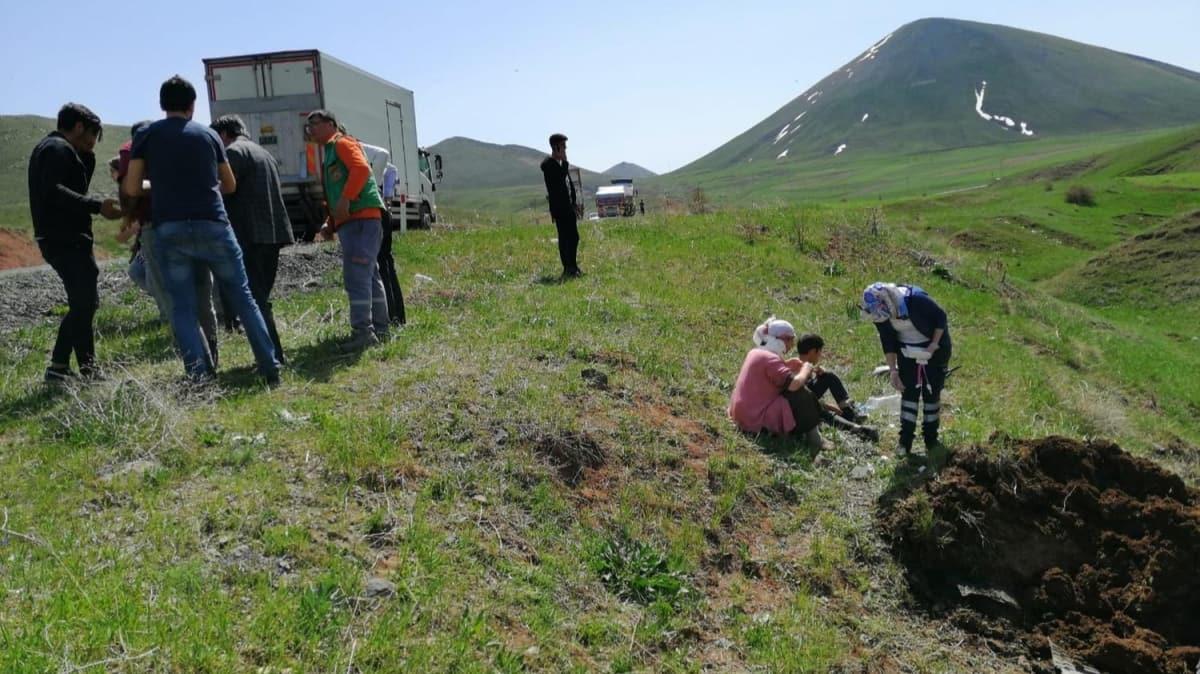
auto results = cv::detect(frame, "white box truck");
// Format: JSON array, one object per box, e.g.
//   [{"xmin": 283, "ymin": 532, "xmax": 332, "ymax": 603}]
[{"xmin": 202, "ymin": 50, "xmax": 443, "ymax": 237}]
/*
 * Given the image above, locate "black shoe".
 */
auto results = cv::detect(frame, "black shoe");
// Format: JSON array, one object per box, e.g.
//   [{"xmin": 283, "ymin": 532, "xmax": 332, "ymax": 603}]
[
  {"xmin": 840, "ymin": 402, "xmax": 868, "ymax": 424},
  {"xmin": 265, "ymin": 371, "xmax": 281, "ymax": 388},
  {"xmin": 44, "ymin": 367, "xmax": 78, "ymax": 385},
  {"xmin": 79, "ymin": 366, "xmax": 108, "ymax": 382}
]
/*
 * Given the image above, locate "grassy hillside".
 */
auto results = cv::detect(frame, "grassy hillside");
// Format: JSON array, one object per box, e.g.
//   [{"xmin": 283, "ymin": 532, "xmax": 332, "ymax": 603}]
[
  {"xmin": 679, "ymin": 18, "xmax": 1200, "ymax": 172},
  {"xmin": 652, "ymin": 127, "xmax": 1174, "ymax": 205},
  {"xmin": 1050, "ymin": 209, "xmax": 1200, "ymax": 309},
  {"xmin": 1, "ymin": 153, "xmax": 1197, "ymax": 670},
  {"xmin": 603, "ymin": 162, "xmax": 657, "ymax": 180},
  {"xmin": 428, "ymin": 136, "xmax": 611, "ymax": 195},
  {"xmin": 1081, "ymin": 125, "xmax": 1200, "ymax": 178},
  {"xmin": 0, "ymin": 115, "xmax": 130, "ymax": 231}
]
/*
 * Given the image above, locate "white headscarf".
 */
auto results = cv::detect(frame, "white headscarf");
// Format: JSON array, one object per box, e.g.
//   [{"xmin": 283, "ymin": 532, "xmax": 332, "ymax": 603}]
[{"xmin": 752, "ymin": 317, "xmax": 796, "ymax": 356}]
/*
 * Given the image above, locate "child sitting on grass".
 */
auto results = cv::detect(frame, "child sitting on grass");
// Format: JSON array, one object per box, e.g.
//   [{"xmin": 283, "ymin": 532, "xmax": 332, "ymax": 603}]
[{"xmin": 793, "ymin": 333, "xmax": 879, "ymax": 442}]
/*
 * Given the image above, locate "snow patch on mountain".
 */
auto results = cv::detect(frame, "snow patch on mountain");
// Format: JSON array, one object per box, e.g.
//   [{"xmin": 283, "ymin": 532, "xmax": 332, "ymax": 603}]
[
  {"xmin": 974, "ymin": 81, "xmax": 1035, "ymax": 136},
  {"xmin": 858, "ymin": 33, "xmax": 893, "ymax": 62}
]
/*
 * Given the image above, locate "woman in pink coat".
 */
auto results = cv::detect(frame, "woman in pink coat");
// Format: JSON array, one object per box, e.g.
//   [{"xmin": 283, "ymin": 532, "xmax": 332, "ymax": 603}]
[{"xmin": 728, "ymin": 317, "xmax": 830, "ymax": 450}]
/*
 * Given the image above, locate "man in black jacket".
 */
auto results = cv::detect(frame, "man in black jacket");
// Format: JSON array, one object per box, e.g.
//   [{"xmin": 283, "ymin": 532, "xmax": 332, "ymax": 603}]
[
  {"xmin": 539, "ymin": 133, "xmax": 581, "ymax": 278},
  {"xmin": 28, "ymin": 103, "xmax": 122, "ymax": 383},
  {"xmin": 211, "ymin": 114, "xmax": 295, "ymax": 363}
]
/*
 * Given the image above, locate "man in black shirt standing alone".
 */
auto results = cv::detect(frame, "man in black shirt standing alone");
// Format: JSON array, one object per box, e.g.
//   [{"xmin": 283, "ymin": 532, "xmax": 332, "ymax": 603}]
[
  {"xmin": 539, "ymin": 133, "xmax": 581, "ymax": 278},
  {"xmin": 27, "ymin": 103, "xmax": 122, "ymax": 384}
]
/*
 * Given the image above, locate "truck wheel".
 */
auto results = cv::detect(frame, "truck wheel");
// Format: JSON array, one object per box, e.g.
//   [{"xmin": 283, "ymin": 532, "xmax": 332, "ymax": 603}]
[{"xmin": 419, "ymin": 204, "xmax": 432, "ymax": 229}]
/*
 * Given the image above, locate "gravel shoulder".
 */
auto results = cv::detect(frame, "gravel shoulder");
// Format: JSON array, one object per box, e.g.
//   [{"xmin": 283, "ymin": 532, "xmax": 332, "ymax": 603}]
[{"xmin": 0, "ymin": 242, "xmax": 343, "ymax": 334}]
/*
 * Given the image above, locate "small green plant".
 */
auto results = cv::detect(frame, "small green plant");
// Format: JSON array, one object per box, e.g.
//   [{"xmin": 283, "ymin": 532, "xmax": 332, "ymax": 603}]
[
  {"xmin": 591, "ymin": 531, "xmax": 689, "ymax": 604},
  {"xmin": 362, "ymin": 509, "xmax": 392, "ymax": 539},
  {"xmin": 909, "ymin": 491, "xmax": 937, "ymax": 542},
  {"xmin": 296, "ymin": 577, "xmax": 343, "ymax": 639}
]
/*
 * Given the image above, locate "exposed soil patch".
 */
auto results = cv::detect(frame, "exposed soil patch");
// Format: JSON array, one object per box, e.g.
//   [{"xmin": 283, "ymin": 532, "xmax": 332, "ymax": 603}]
[
  {"xmin": 1114, "ymin": 211, "xmax": 1167, "ymax": 230},
  {"xmin": 881, "ymin": 436, "xmax": 1200, "ymax": 674},
  {"xmin": 950, "ymin": 228, "xmax": 1019, "ymax": 253},
  {"xmin": 1027, "ymin": 159, "xmax": 1097, "ymax": 183},
  {"xmin": 529, "ymin": 429, "xmax": 606, "ymax": 486},
  {"xmin": 993, "ymin": 215, "xmax": 1096, "ymax": 250},
  {"xmin": 568, "ymin": 346, "xmax": 639, "ymax": 371},
  {"xmin": 0, "ymin": 229, "xmax": 42, "ymax": 270}
]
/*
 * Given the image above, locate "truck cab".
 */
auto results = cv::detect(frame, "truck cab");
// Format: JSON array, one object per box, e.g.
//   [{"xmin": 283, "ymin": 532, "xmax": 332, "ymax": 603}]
[{"xmin": 412, "ymin": 149, "xmax": 443, "ymax": 228}]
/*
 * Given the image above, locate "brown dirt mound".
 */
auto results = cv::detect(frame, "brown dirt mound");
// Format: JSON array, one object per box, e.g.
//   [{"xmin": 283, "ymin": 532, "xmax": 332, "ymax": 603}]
[
  {"xmin": 881, "ymin": 436, "xmax": 1200, "ymax": 674},
  {"xmin": 0, "ymin": 228, "xmax": 43, "ymax": 270}
]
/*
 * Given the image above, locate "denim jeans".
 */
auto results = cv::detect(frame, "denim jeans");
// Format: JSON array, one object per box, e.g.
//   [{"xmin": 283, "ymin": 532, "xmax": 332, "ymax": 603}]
[
  {"xmin": 128, "ymin": 250, "xmax": 150, "ymax": 294},
  {"xmin": 152, "ymin": 219, "xmax": 278, "ymax": 378},
  {"xmin": 142, "ymin": 228, "xmax": 219, "ymax": 346},
  {"xmin": 337, "ymin": 218, "xmax": 389, "ymax": 334}
]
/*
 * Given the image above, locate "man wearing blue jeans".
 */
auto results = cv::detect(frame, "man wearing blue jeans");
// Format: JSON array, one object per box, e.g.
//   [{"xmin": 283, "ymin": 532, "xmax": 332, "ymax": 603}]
[{"xmin": 123, "ymin": 75, "xmax": 279, "ymax": 384}]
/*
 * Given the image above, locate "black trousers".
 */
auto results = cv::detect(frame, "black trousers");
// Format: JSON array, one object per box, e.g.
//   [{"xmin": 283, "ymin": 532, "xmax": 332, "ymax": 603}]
[
  {"xmin": 38, "ymin": 239, "xmax": 99, "ymax": 370},
  {"xmin": 807, "ymin": 371, "xmax": 850, "ymax": 404},
  {"xmin": 553, "ymin": 212, "xmax": 580, "ymax": 274},
  {"xmin": 241, "ymin": 242, "xmax": 286, "ymax": 361},
  {"xmin": 897, "ymin": 346, "xmax": 952, "ymax": 449},
  {"xmin": 377, "ymin": 214, "xmax": 406, "ymax": 325},
  {"xmin": 782, "ymin": 387, "xmax": 822, "ymax": 433}
]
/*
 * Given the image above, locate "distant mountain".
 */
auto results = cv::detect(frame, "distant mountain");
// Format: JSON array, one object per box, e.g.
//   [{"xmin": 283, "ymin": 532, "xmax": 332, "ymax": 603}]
[
  {"xmin": 603, "ymin": 162, "xmax": 657, "ymax": 180},
  {"xmin": 427, "ymin": 136, "xmax": 611, "ymax": 193},
  {"xmin": 679, "ymin": 18, "xmax": 1200, "ymax": 172}
]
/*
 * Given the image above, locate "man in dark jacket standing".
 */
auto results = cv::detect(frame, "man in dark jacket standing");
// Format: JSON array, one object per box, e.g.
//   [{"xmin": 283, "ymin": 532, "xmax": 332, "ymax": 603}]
[
  {"xmin": 211, "ymin": 114, "xmax": 294, "ymax": 363},
  {"xmin": 28, "ymin": 103, "xmax": 122, "ymax": 383},
  {"xmin": 539, "ymin": 133, "xmax": 581, "ymax": 278}
]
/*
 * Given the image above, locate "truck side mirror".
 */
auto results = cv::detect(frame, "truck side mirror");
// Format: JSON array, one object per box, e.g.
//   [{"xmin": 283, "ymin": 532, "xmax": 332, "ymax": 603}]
[{"xmin": 435, "ymin": 155, "xmax": 443, "ymax": 179}]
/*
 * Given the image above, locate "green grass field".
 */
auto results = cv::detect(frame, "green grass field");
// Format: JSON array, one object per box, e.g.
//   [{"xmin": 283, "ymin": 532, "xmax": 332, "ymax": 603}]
[{"xmin": 1, "ymin": 153, "xmax": 1197, "ymax": 670}]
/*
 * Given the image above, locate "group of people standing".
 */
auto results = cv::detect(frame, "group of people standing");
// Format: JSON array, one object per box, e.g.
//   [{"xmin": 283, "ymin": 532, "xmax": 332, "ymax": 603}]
[
  {"xmin": 28, "ymin": 75, "xmax": 406, "ymax": 386},
  {"xmin": 30, "ymin": 83, "xmax": 951, "ymax": 453},
  {"xmin": 729, "ymin": 283, "xmax": 952, "ymax": 456}
]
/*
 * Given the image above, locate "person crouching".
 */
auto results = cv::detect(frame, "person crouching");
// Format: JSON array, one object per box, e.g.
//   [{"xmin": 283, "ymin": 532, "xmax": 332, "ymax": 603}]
[{"xmin": 728, "ymin": 318, "xmax": 831, "ymax": 450}]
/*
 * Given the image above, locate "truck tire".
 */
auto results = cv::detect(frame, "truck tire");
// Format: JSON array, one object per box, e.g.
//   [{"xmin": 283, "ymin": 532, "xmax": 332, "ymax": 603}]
[{"xmin": 418, "ymin": 203, "xmax": 432, "ymax": 229}]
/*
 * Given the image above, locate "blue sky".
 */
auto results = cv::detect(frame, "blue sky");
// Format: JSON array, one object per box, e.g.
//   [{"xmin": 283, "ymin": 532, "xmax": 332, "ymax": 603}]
[{"xmin": 2, "ymin": 0, "xmax": 1196, "ymax": 173}]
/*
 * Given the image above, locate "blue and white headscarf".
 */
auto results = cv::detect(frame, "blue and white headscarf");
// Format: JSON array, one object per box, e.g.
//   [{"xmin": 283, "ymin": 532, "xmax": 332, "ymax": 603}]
[{"xmin": 861, "ymin": 282, "xmax": 909, "ymax": 323}]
